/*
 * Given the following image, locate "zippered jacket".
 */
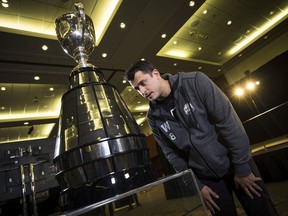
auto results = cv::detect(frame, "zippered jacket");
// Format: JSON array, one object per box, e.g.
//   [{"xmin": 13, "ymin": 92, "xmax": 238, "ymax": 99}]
[{"xmin": 147, "ymin": 72, "xmax": 252, "ymax": 187}]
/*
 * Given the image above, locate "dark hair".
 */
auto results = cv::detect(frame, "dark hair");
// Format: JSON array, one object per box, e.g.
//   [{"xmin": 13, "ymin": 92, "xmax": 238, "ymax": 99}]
[{"xmin": 124, "ymin": 60, "xmax": 156, "ymax": 81}]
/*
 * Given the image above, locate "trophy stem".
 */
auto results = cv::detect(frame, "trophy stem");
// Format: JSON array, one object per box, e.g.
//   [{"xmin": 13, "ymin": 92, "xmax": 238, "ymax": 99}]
[{"xmin": 73, "ymin": 46, "xmax": 89, "ymax": 67}]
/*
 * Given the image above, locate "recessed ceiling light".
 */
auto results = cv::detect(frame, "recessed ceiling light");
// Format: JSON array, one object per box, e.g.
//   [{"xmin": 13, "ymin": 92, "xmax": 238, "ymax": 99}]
[
  {"xmin": 227, "ymin": 20, "xmax": 232, "ymax": 25},
  {"xmin": 172, "ymin": 40, "xmax": 178, "ymax": 45},
  {"xmin": 34, "ymin": 76, "xmax": 40, "ymax": 80},
  {"xmin": 189, "ymin": 1, "xmax": 195, "ymax": 7},
  {"xmin": 198, "ymin": 46, "xmax": 202, "ymax": 51},
  {"xmin": 2, "ymin": 0, "xmax": 8, "ymax": 3},
  {"xmin": 198, "ymin": 66, "xmax": 202, "ymax": 69},
  {"xmin": 42, "ymin": 45, "xmax": 48, "ymax": 51},
  {"xmin": 173, "ymin": 63, "xmax": 177, "ymax": 66},
  {"xmin": 102, "ymin": 53, "xmax": 107, "ymax": 58},
  {"xmin": 1, "ymin": 2, "xmax": 9, "ymax": 8},
  {"xmin": 218, "ymin": 52, "xmax": 222, "ymax": 55},
  {"xmin": 218, "ymin": 69, "xmax": 222, "ymax": 72},
  {"xmin": 1, "ymin": 86, "xmax": 6, "ymax": 91},
  {"xmin": 24, "ymin": 122, "xmax": 29, "ymax": 125},
  {"xmin": 49, "ymin": 87, "xmax": 54, "ymax": 91},
  {"xmin": 120, "ymin": 22, "xmax": 126, "ymax": 28},
  {"xmin": 161, "ymin": 34, "xmax": 167, "ymax": 38},
  {"xmin": 141, "ymin": 58, "xmax": 145, "ymax": 61},
  {"xmin": 0, "ymin": 106, "xmax": 6, "ymax": 110},
  {"xmin": 203, "ymin": 10, "xmax": 208, "ymax": 15},
  {"xmin": 122, "ymin": 80, "xmax": 127, "ymax": 83}
]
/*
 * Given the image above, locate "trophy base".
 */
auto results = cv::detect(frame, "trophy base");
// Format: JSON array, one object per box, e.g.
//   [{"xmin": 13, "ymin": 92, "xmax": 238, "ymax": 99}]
[{"xmin": 58, "ymin": 165, "xmax": 156, "ymax": 211}]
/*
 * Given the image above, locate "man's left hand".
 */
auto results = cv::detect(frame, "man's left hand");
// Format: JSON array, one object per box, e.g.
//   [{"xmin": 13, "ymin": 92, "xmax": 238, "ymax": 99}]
[{"xmin": 234, "ymin": 173, "xmax": 262, "ymax": 199}]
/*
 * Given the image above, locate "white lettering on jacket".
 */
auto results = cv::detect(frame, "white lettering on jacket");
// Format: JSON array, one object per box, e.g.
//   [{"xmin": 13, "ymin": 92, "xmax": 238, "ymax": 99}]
[
  {"xmin": 183, "ymin": 103, "xmax": 191, "ymax": 115},
  {"xmin": 160, "ymin": 121, "xmax": 171, "ymax": 132},
  {"xmin": 160, "ymin": 121, "xmax": 176, "ymax": 140},
  {"xmin": 184, "ymin": 103, "xmax": 195, "ymax": 115},
  {"xmin": 169, "ymin": 133, "xmax": 176, "ymax": 140}
]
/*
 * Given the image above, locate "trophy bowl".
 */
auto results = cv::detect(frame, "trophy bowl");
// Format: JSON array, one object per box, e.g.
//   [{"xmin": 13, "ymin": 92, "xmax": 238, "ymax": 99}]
[{"xmin": 55, "ymin": 3, "xmax": 95, "ymax": 67}]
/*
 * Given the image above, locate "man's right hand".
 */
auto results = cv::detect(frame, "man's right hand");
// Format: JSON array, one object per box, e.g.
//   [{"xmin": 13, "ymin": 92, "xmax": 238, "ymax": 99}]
[{"xmin": 201, "ymin": 185, "xmax": 220, "ymax": 215}]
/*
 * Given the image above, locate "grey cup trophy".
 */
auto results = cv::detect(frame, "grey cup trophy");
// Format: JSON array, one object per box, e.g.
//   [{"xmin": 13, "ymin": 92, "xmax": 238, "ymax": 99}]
[
  {"xmin": 55, "ymin": 2, "xmax": 95, "ymax": 71},
  {"xmin": 53, "ymin": 2, "xmax": 156, "ymax": 212}
]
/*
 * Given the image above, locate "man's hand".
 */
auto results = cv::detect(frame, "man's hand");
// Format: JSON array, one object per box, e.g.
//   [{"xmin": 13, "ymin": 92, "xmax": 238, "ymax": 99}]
[
  {"xmin": 201, "ymin": 185, "xmax": 220, "ymax": 215},
  {"xmin": 234, "ymin": 173, "xmax": 262, "ymax": 199}
]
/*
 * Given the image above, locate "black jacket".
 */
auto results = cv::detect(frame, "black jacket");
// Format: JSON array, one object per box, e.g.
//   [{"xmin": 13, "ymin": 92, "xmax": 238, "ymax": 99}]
[{"xmin": 147, "ymin": 72, "xmax": 252, "ymax": 186}]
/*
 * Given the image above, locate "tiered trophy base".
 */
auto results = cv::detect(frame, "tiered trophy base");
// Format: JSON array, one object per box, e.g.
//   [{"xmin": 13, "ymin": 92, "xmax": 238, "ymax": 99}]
[{"xmin": 57, "ymin": 170, "xmax": 208, "ymax": 216}]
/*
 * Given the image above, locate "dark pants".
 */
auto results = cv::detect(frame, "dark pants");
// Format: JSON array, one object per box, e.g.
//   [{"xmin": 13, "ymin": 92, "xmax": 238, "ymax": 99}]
[{"xmin": 199, "ymin": 159, "xmax": 278, "ymax": 216}]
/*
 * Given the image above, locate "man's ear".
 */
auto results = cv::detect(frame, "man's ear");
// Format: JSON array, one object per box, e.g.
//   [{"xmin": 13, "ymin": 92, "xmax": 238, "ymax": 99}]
[{"xmin": 152, "ymin": 69, "xmax": 160, "ymax": 77}]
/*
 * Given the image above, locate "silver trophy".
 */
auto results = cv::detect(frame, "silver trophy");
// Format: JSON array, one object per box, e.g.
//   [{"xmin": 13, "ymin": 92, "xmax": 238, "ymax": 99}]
[
  {"xmin": 53, "ymin": 2, "xmax": 156, "ymax": 211},
  {"xmin": 55, "ymin": 2, "xmax": 95, "ymax": 71}
]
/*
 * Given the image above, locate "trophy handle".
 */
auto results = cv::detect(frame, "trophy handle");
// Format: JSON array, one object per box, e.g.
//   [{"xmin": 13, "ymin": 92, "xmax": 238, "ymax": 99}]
[{"xmin": 74, "ymin": 2, "xmax": 86, "ymax": 38}]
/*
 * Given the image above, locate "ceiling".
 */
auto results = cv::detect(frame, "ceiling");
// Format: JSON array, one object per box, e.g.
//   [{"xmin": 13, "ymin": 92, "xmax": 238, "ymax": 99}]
[{"xmin": 0, "ymin": 0, "xmax": 287, "ymax": 146}]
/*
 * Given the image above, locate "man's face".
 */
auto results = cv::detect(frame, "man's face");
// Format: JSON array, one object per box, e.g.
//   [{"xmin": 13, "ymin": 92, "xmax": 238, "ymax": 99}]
[{"xmin": 129, "ymin": 70, "xmax": 162, "ymax": 101}]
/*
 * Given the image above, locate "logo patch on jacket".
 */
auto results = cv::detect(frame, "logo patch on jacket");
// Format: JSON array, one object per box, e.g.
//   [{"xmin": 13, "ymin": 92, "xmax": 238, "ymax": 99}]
[{"xmin": 183, "ymin": 103, "xmax": 195, "ymax": 115}]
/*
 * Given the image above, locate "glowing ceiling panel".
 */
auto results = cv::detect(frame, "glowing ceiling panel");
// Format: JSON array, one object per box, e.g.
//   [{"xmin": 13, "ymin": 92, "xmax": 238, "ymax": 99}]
[{"xmin": 0, "ymin": 0, "xmax": 122, "ymax": 45}]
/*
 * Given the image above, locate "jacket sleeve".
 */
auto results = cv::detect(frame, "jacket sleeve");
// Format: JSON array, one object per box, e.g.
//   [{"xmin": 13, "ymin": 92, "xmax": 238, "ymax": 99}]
[{"xmin": 194, "ymin": 72, "xmax": 251, "ymax": 177}]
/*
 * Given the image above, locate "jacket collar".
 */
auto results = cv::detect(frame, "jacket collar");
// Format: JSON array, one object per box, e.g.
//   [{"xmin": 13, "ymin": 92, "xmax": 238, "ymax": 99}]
[{"xmin": 148, "ymin": 73, "xmax": 180, "ymax": 117}]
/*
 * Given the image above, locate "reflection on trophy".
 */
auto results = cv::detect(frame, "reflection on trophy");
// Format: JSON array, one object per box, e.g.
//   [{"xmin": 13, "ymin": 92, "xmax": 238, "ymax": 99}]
[{"xmin": 54, "ymin": 3, "xmax": 156, "ymax": 211}]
